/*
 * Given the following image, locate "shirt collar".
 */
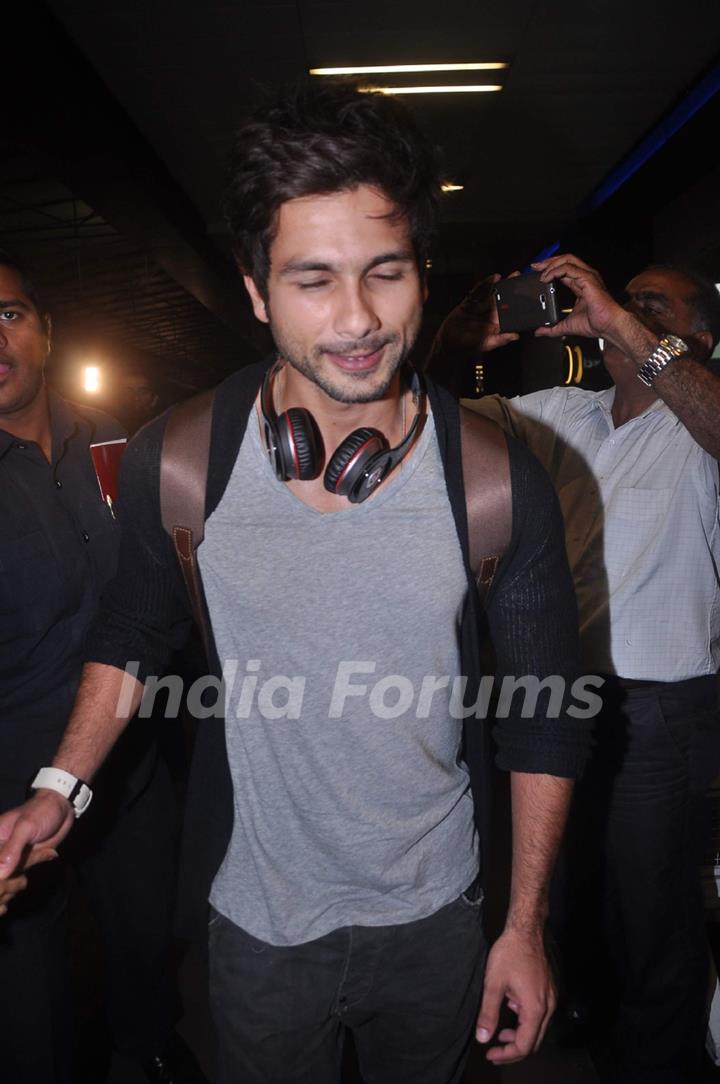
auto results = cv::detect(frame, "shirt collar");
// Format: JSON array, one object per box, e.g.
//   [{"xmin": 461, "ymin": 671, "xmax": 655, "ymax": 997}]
[
  {"xmin": 0, "ymin": 425, "xmax": 14, "ymax": 459},
  {"xmin": 588, "ymin": 384, "xmax": 679, "ymax": 427},
  {"xmin": 48, "ymin": 391, "xmax": 82, "ymax": 438},
  {"xmin": 48, "ymin": 391, "xmax": 99, "ymax": 464},
  {"xmin": 591, "ymin": 386, "xmax": 616, "ymax": 419},
  {"xmin": 0, "ymin": 390, "xmax": 97, "ymax": 464}
]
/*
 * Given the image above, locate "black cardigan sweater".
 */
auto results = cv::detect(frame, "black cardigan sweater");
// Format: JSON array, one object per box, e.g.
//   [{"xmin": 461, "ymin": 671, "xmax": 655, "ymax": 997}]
[{"xmin": 86, "ymin": 363, "xmax": 589, "ymax": 937}]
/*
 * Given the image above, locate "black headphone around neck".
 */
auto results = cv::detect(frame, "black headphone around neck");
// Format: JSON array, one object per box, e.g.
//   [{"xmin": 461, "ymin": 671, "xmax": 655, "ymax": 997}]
[{"xmin": 260, "ymin": 361, "xmax": 426, "ymax": 504}]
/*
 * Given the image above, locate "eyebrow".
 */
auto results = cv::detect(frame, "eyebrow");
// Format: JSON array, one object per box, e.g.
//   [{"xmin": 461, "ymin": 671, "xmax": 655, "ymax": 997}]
[
  {"xmin": 278, "ymin": 250, "xmax": 416, "ymax": 276},
  {"xmin": 0, "ymin": 298, "xmax": 30, "ymax": 310},
  {"xmin": 623, "ymin": 289, "xmax": 669, "ymax": 305}
]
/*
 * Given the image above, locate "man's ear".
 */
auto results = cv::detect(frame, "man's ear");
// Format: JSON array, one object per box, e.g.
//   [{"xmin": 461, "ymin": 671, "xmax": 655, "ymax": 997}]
[{"xmin": 243, "ymin": 275, "xmax": 269, "ymax": 324}]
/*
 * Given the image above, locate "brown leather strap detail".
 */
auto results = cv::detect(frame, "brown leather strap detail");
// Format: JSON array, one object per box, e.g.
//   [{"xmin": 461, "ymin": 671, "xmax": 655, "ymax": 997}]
[
  {"xmin": 160, "ymin": 389, "xmax": 216, "ymax": 657},
  {"xmin": 173, "ymin": 526, "xmax": 211, "ymax": 660},
  {"xmin": 459, "ymin": 405, "xmax": 512, "ymax": 606},
  {"xmin": 477, "ymin": 555, "xmax": 499, "ymax": 588},
  {"xmin": 160, "ymin": 389, "xmax": 215, "ymax": 546}
]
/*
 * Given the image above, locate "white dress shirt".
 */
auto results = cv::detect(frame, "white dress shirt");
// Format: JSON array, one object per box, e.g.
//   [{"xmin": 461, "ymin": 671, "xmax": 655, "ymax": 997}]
[{"xmin": 469, "ymin": 387, "xmax": 720, "ymax": 681}]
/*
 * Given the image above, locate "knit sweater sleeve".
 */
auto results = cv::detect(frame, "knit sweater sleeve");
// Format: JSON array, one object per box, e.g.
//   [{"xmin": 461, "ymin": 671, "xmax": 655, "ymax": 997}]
[
  {"xmin": 485, "ymin": 436, "xmax": 592, "ymax": 778},
  {"xmin": 83, "ymin": 412, "xmax": 194, "ymax": 683}
]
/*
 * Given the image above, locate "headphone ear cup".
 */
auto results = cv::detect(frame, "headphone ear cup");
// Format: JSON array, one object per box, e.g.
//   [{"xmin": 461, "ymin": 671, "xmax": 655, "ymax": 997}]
[
  {"xmin": 324, "ymin": 427, "xmax": 387, "ymax": 498},
  {"xmin": 277, "ymin": 407, "xmax": 322, "ymax": 481}
]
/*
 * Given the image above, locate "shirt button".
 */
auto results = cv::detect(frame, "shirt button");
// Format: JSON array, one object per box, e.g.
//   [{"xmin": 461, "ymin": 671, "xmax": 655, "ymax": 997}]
[
  {"xmin": 55, "ymin": 480, "xmax": 63, "ymax": 489},
  {"xmin": 16, "ymin": 442, "xmax": 26, "ymax": 450},
  {"xmin": 81, "ymin": 530, "xmax": 90, "ymax": 542}
]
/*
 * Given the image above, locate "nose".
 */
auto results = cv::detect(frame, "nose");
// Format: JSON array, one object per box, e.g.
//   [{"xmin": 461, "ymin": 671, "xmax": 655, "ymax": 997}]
[{"xmin": 333, "ymin": 281, "xmax": 381, "ymax": 340}]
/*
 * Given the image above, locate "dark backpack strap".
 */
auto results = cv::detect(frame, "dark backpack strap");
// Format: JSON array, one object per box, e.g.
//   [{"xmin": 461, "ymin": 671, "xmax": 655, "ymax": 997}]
[
  {"xmin": 160, "ymin": 388, "xmax": 216, "ymax": 659},
  {"xmin": 458, "ymin": 405, "xmax": 512, "ymax": 604}
]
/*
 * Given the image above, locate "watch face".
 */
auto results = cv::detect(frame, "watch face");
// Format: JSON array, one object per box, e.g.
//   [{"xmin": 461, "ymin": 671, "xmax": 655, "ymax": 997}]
[{"xmin": 662, "ymin": 335, "xmax": 689, "ymax": 355}]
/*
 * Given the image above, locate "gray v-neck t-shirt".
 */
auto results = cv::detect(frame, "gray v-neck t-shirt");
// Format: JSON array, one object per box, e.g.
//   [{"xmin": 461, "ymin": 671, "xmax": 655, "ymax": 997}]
[{"xmin": 200, "ymin": 406, "xmax": 477, "ymax": 945}]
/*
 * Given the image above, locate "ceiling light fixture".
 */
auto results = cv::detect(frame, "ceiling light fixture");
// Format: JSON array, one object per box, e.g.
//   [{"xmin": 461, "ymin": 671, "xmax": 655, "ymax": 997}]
[
  {"xmin": 362, "ymin": 85, "xmax": 502, "ymax": 95},
  {"xmin": 83, "ymin": 366, "xmax": 101, "ymax": 393},
  {"xmin": 310, "ymin": 62, "xmax": 508, "ymax": 76},
  {"xmin": 441, "ymin": 184, "xmax": 464, "ymax": 192}
]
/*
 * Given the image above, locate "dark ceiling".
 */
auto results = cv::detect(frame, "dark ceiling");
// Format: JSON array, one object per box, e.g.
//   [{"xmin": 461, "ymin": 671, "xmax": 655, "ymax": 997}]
[{"xmin": 3, "ymin": 0, "xmax": 720, "ymax": 401}]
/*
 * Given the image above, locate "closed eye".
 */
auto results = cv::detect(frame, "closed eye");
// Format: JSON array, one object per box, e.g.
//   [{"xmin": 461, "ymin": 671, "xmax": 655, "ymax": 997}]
[
  {"xmin": 638, "ymin": 301, "xmax": 666, "ymax": 316},
  {"xmin": 630, "ymin": 292, "xmax": 668, "ymax": 315}
]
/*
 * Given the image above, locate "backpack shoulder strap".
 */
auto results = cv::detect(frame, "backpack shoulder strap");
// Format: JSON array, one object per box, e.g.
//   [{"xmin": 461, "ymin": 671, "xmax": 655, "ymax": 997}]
[
  {"xmin": 160, "ymin": 388, "xmax": 216, "ymax": 658},
  {"xmin": 158, "ymin": 391, "xmax": 511, "ymax": 649},
  {"xmin": 458, "ymin": 404, "xmax": 513, "ymax": 605}
]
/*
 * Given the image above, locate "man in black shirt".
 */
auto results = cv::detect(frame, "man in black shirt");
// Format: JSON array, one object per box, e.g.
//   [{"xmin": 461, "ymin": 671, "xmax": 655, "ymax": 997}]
[{"xmin": 0, "ymin": 250, "xmax": 202, "ymax": 1084}]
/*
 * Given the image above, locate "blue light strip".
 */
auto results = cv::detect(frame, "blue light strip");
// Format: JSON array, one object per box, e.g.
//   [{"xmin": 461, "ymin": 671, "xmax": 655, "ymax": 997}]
[
  {"xmin": 524, "ymin": 239, "xmax": 559, "ymax": 271},
  {"xmin": 530, "ymin": 60, "xmax": 720, "ymax": 265},
  {"xmin": 584, "ymin": 60, "xmax": 720, "ymax": 211}
]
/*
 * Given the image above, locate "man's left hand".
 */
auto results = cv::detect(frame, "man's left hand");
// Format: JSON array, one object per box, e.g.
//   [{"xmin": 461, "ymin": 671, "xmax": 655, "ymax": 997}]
[{"xmin": 474, "ymin": 925, "xmax": 556, "ymax": 1064}]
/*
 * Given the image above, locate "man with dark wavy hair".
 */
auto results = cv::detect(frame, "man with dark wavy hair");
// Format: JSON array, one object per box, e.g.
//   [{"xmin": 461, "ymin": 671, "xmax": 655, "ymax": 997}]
[{"xmin": 0, "ymin": 86, "xmax": 590, "ymax": 1084}]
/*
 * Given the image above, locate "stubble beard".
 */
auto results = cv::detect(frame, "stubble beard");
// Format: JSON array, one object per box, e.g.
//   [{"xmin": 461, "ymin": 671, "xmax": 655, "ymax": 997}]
[
  {"xmin": 268, "ymin": 326, "xmax": 420, "ymax": 405},
  {"xmin": 0, "ymin": 359, "xmax": 46, "ymax": 420}
]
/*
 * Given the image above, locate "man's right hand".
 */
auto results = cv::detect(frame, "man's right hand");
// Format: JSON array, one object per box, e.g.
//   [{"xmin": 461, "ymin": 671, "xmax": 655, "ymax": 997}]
[{"xmin": 0, "ymin": 790, "xmax": 74, "ymax": 888}]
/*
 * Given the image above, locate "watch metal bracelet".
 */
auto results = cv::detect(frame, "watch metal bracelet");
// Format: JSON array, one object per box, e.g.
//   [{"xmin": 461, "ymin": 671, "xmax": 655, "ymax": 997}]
[{"xmin": 636, "ymin": 334, "xmax": 689, "ymax": 388}]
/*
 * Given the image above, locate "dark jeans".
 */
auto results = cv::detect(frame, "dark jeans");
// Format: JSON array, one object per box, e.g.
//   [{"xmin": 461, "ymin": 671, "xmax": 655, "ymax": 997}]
[
  {"xmin": 560, "ymin": 675, "xmax": 720, "ymax": 1084},
  {"xmin": 208, "ymin": 884, "xmax": 486, "ymax": 1084}
]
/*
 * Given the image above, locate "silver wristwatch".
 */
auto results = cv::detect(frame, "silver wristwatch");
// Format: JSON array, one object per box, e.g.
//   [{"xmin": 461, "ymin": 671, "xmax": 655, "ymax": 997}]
[
  {"xmin": 31, "ymin": 767, "xmax": 93, "ymax": 818},
  {"xmin": 636, "ymin": 334, "xmax": 689, "ymax": 388}
]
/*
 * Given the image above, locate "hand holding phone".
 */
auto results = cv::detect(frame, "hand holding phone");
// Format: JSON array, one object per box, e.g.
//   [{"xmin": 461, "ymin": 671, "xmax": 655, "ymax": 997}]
[{"xmin": 495, "ymin": 272, "xmax": 560, "ymax": 334}]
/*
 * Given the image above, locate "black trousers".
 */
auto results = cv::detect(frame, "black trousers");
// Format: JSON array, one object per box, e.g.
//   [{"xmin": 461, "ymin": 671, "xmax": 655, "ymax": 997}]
[
  {"xmin": 560, "ymin": 675, "xmax": 720, "ymax": 1084},
  {"xmin": 0, "ymin": 751, "xmax": 180, "ymax": 1084},
  {"xmin": 208, "ymin": 884, "xmax": 487, "ymax": 1084}
]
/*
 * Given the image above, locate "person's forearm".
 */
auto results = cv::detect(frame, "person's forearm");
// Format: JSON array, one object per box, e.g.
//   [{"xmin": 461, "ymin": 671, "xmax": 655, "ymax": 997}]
[
  {"xmin": 605, "ymin": 311, "xmax": 720, "ymax": 457},
  {"xmin": 0, "ymin": 662, "xmax": 144, "ymax": 879},
  {"xmin": 651, "ymin": 358, "xmax": 720, "ymax": 458},
  {"xmin": 51, "ymin": 661, "xmax": 144, "ymax": 781},
  {"xmin": 505, "ymin": 771, "xmax": 573, "ymax": 933}
]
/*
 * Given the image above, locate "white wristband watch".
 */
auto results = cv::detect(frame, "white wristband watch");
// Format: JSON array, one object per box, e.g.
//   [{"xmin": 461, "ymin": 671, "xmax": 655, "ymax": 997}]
[{"xmin": 31, "ymin": 768, "xmax": 93, "ymax": 818}]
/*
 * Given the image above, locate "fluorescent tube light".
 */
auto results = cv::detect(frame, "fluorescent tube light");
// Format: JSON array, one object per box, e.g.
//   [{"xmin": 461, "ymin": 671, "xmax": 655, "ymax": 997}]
[
  {"xmin": 310, "ymin": 62, "xmax": 508, "ymax": 76},
  {"xmin": 363, "ymin": 85, "xmax": 502, "ymax": 95}
]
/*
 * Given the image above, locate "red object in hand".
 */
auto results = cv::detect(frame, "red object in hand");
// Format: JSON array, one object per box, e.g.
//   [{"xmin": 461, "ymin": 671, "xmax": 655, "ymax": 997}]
[{"xmin": 90, "ymin": 439, "xmax": 127, "ymax": 510}]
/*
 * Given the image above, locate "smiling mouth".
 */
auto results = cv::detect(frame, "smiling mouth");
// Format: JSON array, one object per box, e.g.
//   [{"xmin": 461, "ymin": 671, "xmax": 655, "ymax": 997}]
[
  {"xmin": 0, "ymin": 361, "xmax": 13, "ymax": 376},
  {"xmin": 324, "ymin": 346, "xmax": 387, "ymax": 372}
]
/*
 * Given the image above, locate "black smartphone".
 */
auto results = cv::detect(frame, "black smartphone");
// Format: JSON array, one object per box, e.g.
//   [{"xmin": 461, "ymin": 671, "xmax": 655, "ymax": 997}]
[{"xmin": 495, "ymin": 272, "xmax": 560, "ymax": 333}]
